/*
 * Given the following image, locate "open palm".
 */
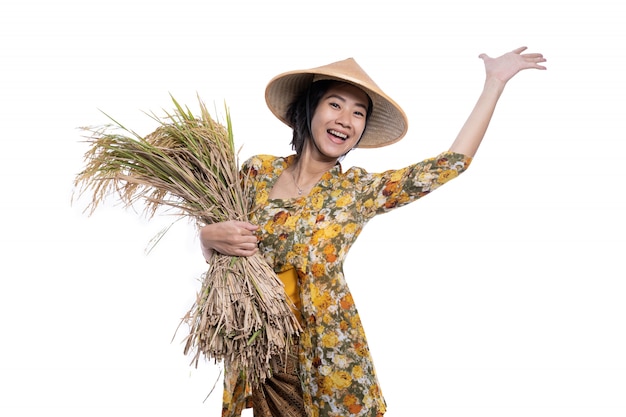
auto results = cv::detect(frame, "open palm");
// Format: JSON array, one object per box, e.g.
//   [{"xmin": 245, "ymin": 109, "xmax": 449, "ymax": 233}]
[{"xmin": 479, "ymin": 46, "xmax": 547, "ymax": 83}]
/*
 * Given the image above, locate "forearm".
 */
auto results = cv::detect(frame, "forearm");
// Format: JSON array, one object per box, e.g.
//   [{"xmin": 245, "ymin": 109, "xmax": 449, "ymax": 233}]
[{"xmin": 449, "ymin": 77, "xmax": 506, "ymax": 158}]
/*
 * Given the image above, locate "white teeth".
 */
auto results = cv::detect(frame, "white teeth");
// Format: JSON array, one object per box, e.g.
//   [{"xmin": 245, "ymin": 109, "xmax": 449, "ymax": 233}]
[{"xmin": 329, "ymin": 129, "xmax": 347, "ymax": 139}]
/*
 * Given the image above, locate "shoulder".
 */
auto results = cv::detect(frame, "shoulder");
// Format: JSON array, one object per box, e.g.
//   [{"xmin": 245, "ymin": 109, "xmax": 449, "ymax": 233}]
[
  {"xmin": 334, "ymin": 165, "xmax": 377, "ymax": 192},
  {"xmin": 241, "ymin": 154, "xmax": 293, "ymax": 178},
  {"xmin": 242, "ymin": 154, "xmax": 283, "ymax": 170},
  {"xmin": 342, "ymin": 165, "xmax": 370, "ymax": 181},
  {"xmin": 242, "ymin": 154, "xmax": 279, "ymax": 167}
]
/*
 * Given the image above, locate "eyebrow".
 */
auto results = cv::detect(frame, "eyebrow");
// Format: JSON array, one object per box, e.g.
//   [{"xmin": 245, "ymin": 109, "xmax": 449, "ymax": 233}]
[{"xmin": 325, "ymin": 93, "xmax": 369, "ymax": 112}]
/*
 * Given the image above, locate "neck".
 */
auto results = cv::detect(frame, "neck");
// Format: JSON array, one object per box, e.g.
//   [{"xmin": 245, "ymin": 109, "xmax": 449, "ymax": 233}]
[
  {"xmin": 292, "ymin": 152, "xmax": 336, "ymax": 178},
  {"xmin": 289, "ymin": 152, "xmax": 337, "ymax": 195},
  {"xmin": 296, "ymin": 140, "xmax": 340, "ymax": 172}
]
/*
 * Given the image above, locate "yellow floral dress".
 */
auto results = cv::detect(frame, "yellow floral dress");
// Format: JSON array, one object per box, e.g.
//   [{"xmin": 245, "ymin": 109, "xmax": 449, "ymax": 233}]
[{"xmin": 222, "ymin": 151, "xmax": 472, "ymax": 417}]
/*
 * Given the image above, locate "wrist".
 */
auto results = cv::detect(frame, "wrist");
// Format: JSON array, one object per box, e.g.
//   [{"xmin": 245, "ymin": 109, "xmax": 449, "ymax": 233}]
[{"xmin": 483, "ymin": 76, "xmax": 507, "ymax": 95}]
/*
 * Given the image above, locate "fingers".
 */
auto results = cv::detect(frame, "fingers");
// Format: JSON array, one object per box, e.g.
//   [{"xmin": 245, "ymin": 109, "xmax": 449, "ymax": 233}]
[
  {"xmin": 522, "ymin": 53, "xmax": 547, "ymax": 70},
  {"xmin": 233, "ymin": 222, "xmax": 259, "ymax": 241},
  {"xmin": 480, "ymin": 47, "xmax": 547, "ymax": 71},
  {"xmin": 234, "ymin": 229, "xmax": 259, "ymax": 243},
  {"xmin": 511, "ymin": 46, "xmax": 545, "ymax": 64},
  {"xmin": 234, "ymin": 245, "xmax": 259, "ymax": 257},
  {"xmin": 212, "ymin": 236, "xmax": 259, "ymax": 257},
  {"xmin": 229, "ymin": 222, "xmax": 259, "ymax": 255},
  {"xmin": 199, "ymin": 221, "xmax": 260, "ymax": 257},
  {"xmin": 232, "ymin": 220, "xmax": 260, "ymax": 232},
  {"xmin": 227, "ymin": 227, "xmax": 259, "ymax": 255},
  {"xmin": 224, "ymin": 241, "xmax": 258, "ymax": 257},
  {"xmin": 520, "ymin": 52, "xmax": 546, "ymax": 63}
]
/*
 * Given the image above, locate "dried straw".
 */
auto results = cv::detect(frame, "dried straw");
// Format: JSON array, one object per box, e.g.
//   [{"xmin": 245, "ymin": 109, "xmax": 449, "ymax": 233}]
[{"xmin": 73, "ymin": 95, "xmax": 301, "ymax": 387}]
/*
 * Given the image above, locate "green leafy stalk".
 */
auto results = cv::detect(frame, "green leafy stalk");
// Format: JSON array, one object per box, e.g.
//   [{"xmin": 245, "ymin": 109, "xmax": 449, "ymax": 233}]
[{"xmin": 73, "ymin": 95, "xmax": 301, "ymax": 388}]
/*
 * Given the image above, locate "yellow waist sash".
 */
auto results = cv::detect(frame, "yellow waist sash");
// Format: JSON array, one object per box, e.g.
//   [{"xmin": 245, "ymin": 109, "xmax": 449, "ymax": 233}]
[{"xmin": 277, "ymin": 266, "xmax": 302, "ymax": 324}]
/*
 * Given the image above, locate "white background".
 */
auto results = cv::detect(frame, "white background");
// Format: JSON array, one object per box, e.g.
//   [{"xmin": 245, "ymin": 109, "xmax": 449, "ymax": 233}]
[{"xmin": 1, "ymin": 0, "xmax": 624, "ymax": 416}]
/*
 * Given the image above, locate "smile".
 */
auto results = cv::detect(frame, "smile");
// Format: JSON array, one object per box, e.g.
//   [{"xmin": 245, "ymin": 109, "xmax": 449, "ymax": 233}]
[{"xmin": 328, "ymin": 129, "xmax": 348, "ymax": 140}]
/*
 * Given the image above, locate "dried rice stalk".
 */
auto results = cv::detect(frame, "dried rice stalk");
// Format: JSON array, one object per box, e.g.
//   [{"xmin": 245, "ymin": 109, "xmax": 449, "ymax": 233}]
[{"xmin": 73, "ymin": 95, "xmax": 301, "ymax": 387}]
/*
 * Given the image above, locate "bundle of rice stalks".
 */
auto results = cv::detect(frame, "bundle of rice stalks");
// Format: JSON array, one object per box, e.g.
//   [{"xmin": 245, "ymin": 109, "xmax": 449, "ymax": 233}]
[{"xmin": 73, "ymin": 96, "xmax": 301, "ymax": 387}]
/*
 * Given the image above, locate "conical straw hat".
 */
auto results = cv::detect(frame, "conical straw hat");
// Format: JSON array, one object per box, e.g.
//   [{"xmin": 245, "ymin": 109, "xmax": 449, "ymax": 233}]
[{"xmin": 265, "ymin": 58, "xmax": 408, "ymax": 148}]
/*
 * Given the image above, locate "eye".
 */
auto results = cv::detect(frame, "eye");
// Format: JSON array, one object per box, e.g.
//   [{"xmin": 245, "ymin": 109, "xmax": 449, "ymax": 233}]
[
  {"xmin": 354, "ymin": 110, "xmax": 365, "ymax": 118},
  {"xmin": 329, "ymin": 102, "xmax": 340, "ymax": 109}
]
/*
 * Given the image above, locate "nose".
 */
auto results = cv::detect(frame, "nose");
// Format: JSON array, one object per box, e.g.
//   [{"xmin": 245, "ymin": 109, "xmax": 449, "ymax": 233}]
[{"xmin": 335, "ymin": 110, "xmax": 351, "ymax": 128}]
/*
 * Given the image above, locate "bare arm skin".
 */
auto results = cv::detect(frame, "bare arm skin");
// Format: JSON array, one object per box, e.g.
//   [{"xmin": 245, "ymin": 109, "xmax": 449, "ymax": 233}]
[
  {"xmin": 200, "ymin": 220, "xmax": 259, "ymax": 261},
  {"xmin": 449, "ymin": 46, "xmax": 547, "ymax": 158},
  {"xmin": 199, "ymin": 47, "xmax": 546, "ymax": 261}
]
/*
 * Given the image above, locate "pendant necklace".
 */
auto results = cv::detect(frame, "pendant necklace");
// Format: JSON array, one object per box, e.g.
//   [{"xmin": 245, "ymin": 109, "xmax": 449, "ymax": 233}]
[{"xmin": 291, "ymin": 171, "xmax": 304, "ymax": 195}]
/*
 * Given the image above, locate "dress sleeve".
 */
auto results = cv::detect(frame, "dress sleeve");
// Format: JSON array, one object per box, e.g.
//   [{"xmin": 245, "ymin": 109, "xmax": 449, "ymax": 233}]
[
  {"xmin": 239, "ymin": 156, "xmax": 257, "ymax": 213},
  {"xmin": 356, "ymin": 151, "xmax": 472, "ymax": 219},
  {"xmin": 239, "ymin": 154, "xmax": 279, "ymax": 214}
]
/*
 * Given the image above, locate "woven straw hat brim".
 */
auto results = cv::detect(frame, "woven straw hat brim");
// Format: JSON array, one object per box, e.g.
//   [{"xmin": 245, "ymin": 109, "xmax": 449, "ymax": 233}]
[{"xmin": 265, "ymin": 58, "xmax": 408, "ymax": 149}]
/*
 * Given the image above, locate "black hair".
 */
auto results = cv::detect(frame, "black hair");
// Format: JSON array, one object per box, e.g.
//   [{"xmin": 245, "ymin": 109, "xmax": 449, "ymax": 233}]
[{"xmin": 285, "ymin": 80, "xmax": 373, "ymax": 156}]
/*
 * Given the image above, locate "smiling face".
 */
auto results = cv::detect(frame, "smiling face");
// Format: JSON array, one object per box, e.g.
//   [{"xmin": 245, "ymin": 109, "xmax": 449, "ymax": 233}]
[{"xmin": 306, "ymin": 82, "xmax": 370, "ymax": 161}]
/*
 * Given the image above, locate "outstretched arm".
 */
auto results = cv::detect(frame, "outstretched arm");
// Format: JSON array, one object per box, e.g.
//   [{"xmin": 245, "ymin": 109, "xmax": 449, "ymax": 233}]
[{"xmin": 449, "ymin": 46, "xmax": 547, "ymax": 158}]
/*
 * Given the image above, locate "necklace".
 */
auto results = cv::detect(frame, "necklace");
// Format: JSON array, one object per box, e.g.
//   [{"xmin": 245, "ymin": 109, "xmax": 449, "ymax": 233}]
[{"xmin": 291, "ymin": 171, "xmax": 304, "ymax": 195}]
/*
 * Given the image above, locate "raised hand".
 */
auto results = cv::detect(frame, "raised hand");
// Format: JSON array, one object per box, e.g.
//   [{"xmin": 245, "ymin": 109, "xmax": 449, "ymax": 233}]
[
  {"xmin": 449, "ymin": 46, "xmax": 547, "ymax": 157},
  {"xmin": 479, "ymin": 46, "xmax": 547, "ymax": 84}
]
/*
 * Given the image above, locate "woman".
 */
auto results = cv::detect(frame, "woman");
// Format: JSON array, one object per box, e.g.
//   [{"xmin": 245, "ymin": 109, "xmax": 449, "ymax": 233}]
[{"xmin": 201, "ymin": 46, "xmax": 546, "ymax": 417}]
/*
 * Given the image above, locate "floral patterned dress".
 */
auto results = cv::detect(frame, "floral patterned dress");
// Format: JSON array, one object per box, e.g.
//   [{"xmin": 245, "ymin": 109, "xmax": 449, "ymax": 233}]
[{"xmin": 222, "ymin": 151, "xmax": 472, "ymax": 417}]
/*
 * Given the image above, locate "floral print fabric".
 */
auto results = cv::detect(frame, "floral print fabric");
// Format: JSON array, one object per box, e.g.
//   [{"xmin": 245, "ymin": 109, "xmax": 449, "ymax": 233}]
[{"xmin": 222, "ymin": 151, "xmax": 472, "ymax": 417}]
